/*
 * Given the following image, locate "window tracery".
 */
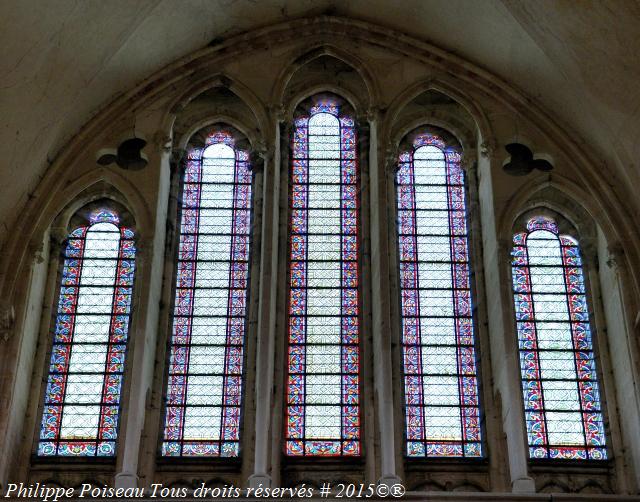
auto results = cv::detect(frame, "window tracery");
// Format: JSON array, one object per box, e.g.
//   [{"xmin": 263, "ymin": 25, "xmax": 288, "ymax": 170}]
[
  {"xmin": 511, "ymin": 215, "xmax": 607, "ymax": 460},
  {"xmin": 38, "ymin": 209, "xmax": 136, "ymax": 457},
  {"xmin": 284, "ymin": 99, "xmax": 361, "ymax": 457},
  {"xmin": 161, "ymin": 130, "xmax": 253, "ymax": 457},
  {"xmin": 396, "ymin": 133, "xmax": 482, "ymax": 458}
]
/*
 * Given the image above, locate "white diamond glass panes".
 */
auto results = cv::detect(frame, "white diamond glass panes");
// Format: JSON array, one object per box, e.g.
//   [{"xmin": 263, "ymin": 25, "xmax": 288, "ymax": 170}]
[
  {"xmin": 397, "ymin": 135, "xmax": 482, "ymax": 458},
  {"xmin": 285, "ymin": 103, "xmax": 360, "ymax": 457},
  {"xmin": 38, "ymin": 211, "xmax": 136, "ymax": 457},
  {"xmin": 162, "ymin": 133, "xmax": 252, "ymax": 457},
  {"xmin": 512, "ymin": 216, "xmax": 606, "ymax": 460}
]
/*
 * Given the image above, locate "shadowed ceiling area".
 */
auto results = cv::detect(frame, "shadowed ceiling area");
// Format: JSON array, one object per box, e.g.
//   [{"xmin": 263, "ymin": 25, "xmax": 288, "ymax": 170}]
[{"xmin": 0, "ymin": 0, "xmax": 638, "ymax": 244}]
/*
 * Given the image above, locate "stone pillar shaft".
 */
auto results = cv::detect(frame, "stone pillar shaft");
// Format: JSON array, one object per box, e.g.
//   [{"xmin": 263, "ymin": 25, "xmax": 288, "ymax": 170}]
[
  {"xmin": 249, "ymin": 130, "xmax": 280, "ymax": 489},
  {"xmin": 368, "ymin": 118, "xmax": 400, "ymax": 485}
]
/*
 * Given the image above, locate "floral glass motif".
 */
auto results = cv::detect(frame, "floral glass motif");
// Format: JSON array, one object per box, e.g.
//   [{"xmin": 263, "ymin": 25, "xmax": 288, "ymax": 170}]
[
  {"xmin": 512, "ymin": 216, "xmax": 607, "ymax": 460},
  {"xmin": 397, "ymin": 134, "xmax": 482, "ymax": 458},
  {"xmin": 38, "ymin": 209, "xmax": 136, "ymax": 457},
  {"xmin": 285, "ymin": 101, "xmax": 361, "ymax": 456},
  {"xmin": 161, "ymin": 131, "xmax": 252, "ymax": 457}
]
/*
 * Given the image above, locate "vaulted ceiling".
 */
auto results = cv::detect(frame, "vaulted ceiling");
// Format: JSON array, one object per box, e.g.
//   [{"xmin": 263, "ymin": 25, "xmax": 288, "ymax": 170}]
[{"xmin": 1, "ymin": 0, "xmax": 638, "ymax": 243}]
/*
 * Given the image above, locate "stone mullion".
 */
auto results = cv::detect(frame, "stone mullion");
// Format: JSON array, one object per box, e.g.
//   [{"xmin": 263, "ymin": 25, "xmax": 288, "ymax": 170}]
[
  {"xmin": 368, "ymin": 113, "xmax": 401, "ymax": 486},
  {"xmin": 248, "ymin": 123, "xmax": 279, "ymax": 488}
]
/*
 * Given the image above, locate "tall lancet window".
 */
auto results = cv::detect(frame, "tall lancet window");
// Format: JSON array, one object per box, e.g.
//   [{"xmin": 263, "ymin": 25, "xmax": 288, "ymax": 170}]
[
  {"xmin": 285, "ymin": 99, "xmax": 361, "ymax": 457},
  {"xmin": 161, "ymin": 131, "xmax": 253, "ymax": 457},
  {"xmin": 397, "ymin": 133, "xmax": 482, "ymax": 458},
  {"xmin": 38, "ymin": 209, "xmax": 136, "ymax": 457},
  {"xmin": 512, "ymin": 216, "xmax": 607, "ymax": 460}
]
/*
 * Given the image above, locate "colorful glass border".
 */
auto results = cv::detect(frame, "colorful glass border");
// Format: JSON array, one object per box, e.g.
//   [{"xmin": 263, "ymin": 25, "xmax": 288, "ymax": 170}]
[
  {"xmin": 38, "ymin": 210, "xmax": 136, "ymax": 457},
  {"xmin": 396, "ymin": 133, "xmax": 483, "ymax": 458},
  {"xmin": 512, "ymin": 215, "xmax": 607, "ymax": 461},
  {"xmin": 161, "ymin": 131, "xmax": 253, "ymax": 457},
  {"xmin": 284, "ymin": 101, "xmax": 361, "ymax": 457}
]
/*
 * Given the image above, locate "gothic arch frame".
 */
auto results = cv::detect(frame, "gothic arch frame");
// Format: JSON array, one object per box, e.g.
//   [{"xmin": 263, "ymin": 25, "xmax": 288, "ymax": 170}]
[
  {"xmin": 15, "ymin": 183, "xmax": 146, "ymax": 482},
  {"xmin": 384, "ymin": 124, "xmax": 497, "ymax": 491},
  {"xmin": 270, "ymin": 44, "xmax": 379, "ymax": 114},
  {"xmin": 499, "ymin": 185, "xmax": 630, "ymax": 491},
  {"xmin": 165, "ymin": 74, "xmax": 270, "ymax": 151},
  {"xmin": 269, "ymin": 89, "xmax": 376, "ymax": 487},
  {"xmin": 138, "ymin": 120, "xmax": 264, "ymax": 487},
  {"xmin": 0, "ymin": 14, "xmax": 639, "ymax": 494},
  {"xmin": 383, "ymin": 79, "xmax": 495, "ymax": 155}
]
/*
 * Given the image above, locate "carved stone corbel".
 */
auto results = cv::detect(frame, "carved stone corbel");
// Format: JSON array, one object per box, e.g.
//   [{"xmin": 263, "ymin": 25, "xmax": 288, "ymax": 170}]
[
  {"xmin": 250, "ymin": 141, "xmax": 273, "ymax": 173},
  {"xmin": 270, "ymin": 103, "xmax": 286, "ymax": 124},
  {"xmin": 365, "ymin": 106, "xmax": 381, "ymax": 124},
  {"xmin": 154, "ymin": 132, "xmax": 173, "ymax": 154},
  {"xmin": 480, "ymin": 140, "xmax": 495, "ymax": 159},
  {"xmin": 605, "ymin": 243, "xmax": 624, "ymax": 272}
]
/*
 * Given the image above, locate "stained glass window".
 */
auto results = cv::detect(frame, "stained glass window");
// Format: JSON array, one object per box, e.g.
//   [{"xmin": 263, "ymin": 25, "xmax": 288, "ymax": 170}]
[
  {"xmin": 161, "ymin": 131, "xmax": 252, "ymax": 457},
  {"xmin": 285, "ymin": 101, "xmax": 360, "ymax": 457},
  {"xmin": 38, "ymin": 209, "xmax": 136, "ymax": 457},
  {"xmin": 512, "ymin": 216, "xmax": 607, "ymax": 460},
  {"xmin": 397, "ymin": 134, "xmax": 482, "ymax": 458}
]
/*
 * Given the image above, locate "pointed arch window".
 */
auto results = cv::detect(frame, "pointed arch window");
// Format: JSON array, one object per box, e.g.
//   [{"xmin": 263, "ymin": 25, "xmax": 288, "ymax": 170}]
[
  {"xmin": 38, "ymin": 209, "xmax": 136, "ymax": 457},
  {"xmin": 512, "ymin": 216, "xmax": 607, "ymax": 460},
  {"xmin": 396, "ymin": 133, "xmax": 482, "ymax": 458},
  {"xmin": 161, "ymin": 131, "xmax": 253, "ymax": 457},
  {"xmin": 285, "ymin": 100, "xmax": 361, "ymax": 457}
]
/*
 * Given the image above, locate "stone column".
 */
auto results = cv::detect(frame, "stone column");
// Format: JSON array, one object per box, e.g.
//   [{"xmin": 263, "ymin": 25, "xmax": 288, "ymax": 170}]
[
  {"xmin": 248, "ymin": 128, "xmax": 280, "ymax": 489},
  {"xmin": 115, "ymin": 142, "xmax": 172, "ymax": 489},
  {"xmin": 368, "ymin": 113, "xmax": 401, "ymax": 486},
  {"xmin": 476, "ymin": 147, "xmax": 534, "ymax": 493},
  {"xmin": 598, "ymin": 237, "xmax": 640, "ymax": 491}
]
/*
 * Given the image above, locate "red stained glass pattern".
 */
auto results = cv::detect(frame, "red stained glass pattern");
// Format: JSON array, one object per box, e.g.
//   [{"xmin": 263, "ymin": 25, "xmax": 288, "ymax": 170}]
[
  {"xmin": 285, "ymin": 102, "xmax": 361, "ymax": 457},
  {"xmin": 38, "ymin": 210, "xmax": 136, "ymax": 457},
  {"xmin": 161, "ymin": 131, "xmax": 252, "ymax": 457},
  {"xmin": 397, "ymin": 134, "xmax": 482, "ymax": 458},
  {"xmin": 512, "ymin": 216, "xmax": 606, "ymax": 460}
]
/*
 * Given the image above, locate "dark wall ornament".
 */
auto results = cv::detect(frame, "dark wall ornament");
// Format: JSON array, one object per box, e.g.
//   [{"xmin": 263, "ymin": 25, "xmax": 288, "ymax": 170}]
[
  {"xmin": 502, "ymin": 142, "xmax": 553, "ymax": 176},
  {"xmin": 97, "ymin": 137, "xmax": 148, "ymax": 170}
]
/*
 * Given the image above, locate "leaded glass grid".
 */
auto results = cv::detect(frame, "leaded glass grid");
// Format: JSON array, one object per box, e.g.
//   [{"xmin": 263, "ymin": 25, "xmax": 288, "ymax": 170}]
[
  {"xmin": 285, "ymin": 101, "xmax": 361, "ymax": 457},
  {"xmin": 38, "ymin": 209, "xmax": 136, "ymax": 457},
  {"xmin": 396, "ymin": 134, "xmax": 482, "ymax": 458},
  {"xmin": 512, "ymin": 216, "xmax": 607, "ymax": 460},
  {"xmin": 161, "ymin": 131, "xmax": 252, "ymax": 457}
]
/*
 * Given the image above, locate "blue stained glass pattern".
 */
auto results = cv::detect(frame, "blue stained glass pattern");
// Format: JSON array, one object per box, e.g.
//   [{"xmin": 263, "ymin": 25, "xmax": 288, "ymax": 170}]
[
  {"xmin": 285, "ymin": 102, "xmax": 361, "ymax": 457},
  {"xmin": 161, "ymin": 131, "xmax": 252, "ymax": 457},
  {"xmin": 512, "ymin": 216, "xmax": 607, "ymax": 460},
  {"xmin": 397, "ymin": 134, "xmax": 482, "ymax": 458},
  {"xmin": 38, "ymin": 210, "xmax": 136, "ymax": 457}
]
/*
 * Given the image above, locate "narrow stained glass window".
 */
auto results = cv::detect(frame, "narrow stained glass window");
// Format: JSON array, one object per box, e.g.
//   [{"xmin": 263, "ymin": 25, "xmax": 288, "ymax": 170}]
[
  {"xmin": 397, "ymin": 134, "xmax": 482, "ymax": 458},
  {"xmin": 161, "ymin": 131, "xmax": 252, "ymax": 457},
  {"xmin": 512, "ymin": 216, "xmax": 607, "ymax": 460},
  {"xmin": 285, "ymin": 101, "xmax": 360, "ymax": 457},
  {"xmin": 38, "ymin": 209, "xmax": 136, "ymax": 457}
]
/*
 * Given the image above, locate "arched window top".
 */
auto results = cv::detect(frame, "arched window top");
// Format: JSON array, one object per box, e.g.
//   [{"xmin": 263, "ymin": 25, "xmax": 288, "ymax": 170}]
[
  {"xmin": 161, "ymin": 124, "xmax": 254, "ymax": 458},
  {"xmin": 511, "ymin": 215, "xmax": 607, "ymax": 461},
  {"xmin": 38, "ymin": 206, "xmax": 136, "ymax": 457},
  {"xmin": 187, "ymin": 130, "xmax": 251, "ymax": 164},
  {"xmin": 68, "ymin": 208, "xmax": 133, "ymax": 239},
  {"xmin": 525, "ymin": 215, "xmax": 559, "ymax": 234},
  {"xmin": 395, "ymin": 127, "xmax": 482, "ymax": 459},
  {"xmin": 203, "ymin": 142, "xmax": 235, "ymax": 159},
  {"xmin": 399, "ymin": 133, "xmax": 461, "ymax": 162},
  {"xmin": 285, "ymin": 95, "xmax": 360, "ymax": 457},
  {"xmin": 294, "ymin": 97, "xmax": 356, "ymax": 128},
  {"xmin": 515, "ymin": 216, "xmax": 582, "ymax": 250}
]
